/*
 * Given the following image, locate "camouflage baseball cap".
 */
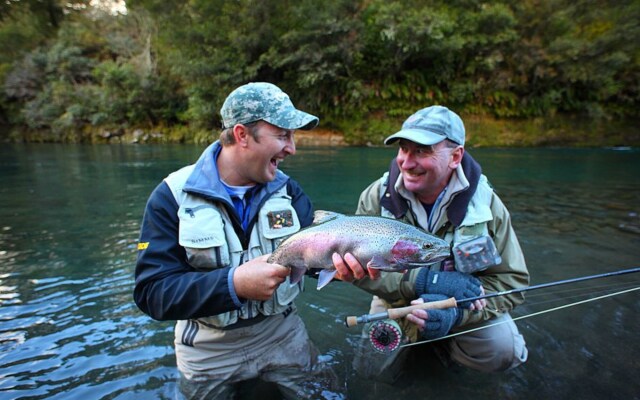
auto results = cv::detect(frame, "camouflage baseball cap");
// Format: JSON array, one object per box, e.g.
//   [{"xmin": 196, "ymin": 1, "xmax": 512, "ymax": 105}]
[
  {"xmin": 220, "ymin": 82, "xmax": 319, "ymax": 130},
  {"xmin": 384, "ymin": 105, "xmax": 465, "ymax": 146}
]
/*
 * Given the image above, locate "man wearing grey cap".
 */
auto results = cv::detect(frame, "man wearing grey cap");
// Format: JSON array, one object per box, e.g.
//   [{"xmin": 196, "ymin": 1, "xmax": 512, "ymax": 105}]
[
  {"xmin": 334, "ymin": 105, "xmax": 529, "ymax": 378},
  {"xmin": 134, "ymin": 82, "xmax": 343, "ymax": 398}
]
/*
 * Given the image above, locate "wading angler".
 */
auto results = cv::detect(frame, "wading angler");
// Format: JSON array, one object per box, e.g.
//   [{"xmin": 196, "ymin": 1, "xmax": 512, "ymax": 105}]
[{"xmin": 133, "ymin": 82, "xmax": 348, "ymax": 399}]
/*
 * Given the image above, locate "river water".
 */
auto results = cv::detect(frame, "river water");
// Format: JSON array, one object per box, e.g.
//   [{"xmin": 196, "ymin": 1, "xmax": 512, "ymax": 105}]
[{"xmin": 0, "ymin": 144, "xmax": 639, "ymax": 399}]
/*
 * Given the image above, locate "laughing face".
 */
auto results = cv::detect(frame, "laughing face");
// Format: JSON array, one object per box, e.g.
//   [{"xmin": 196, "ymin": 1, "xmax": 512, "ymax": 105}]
[
  {"xmin": 396, "ymin": 139, "xmax": 462, "ymax": 204},
  {"xmin": 243, "ymin": 121, "xmax": 296, "ymax": 184}
]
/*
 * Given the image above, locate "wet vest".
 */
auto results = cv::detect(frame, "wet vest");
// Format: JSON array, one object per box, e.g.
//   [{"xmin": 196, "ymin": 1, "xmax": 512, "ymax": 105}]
[{"xmin": 165, "ymin": 165, "xmax": 303, "ymax": 329}]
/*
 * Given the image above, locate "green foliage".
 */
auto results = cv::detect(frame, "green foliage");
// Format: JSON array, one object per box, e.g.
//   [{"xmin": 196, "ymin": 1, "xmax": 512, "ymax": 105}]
[
  {"xmin": 2, "ymin": 4, "xmax": 187, "ymax": 140},
  {"xmin": 2, "ymin": 0, "xmax": 639, "ymax": 144}
]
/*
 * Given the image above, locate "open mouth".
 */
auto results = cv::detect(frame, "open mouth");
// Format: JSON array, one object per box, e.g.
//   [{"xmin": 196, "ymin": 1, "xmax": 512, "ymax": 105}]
[
  {"xmin": 271, "ymin": 158, "xmax": 282, "ymax": 168},
  {"xmin": 404, "ymin": 169, "xmax": 424, "ymax": 178}
]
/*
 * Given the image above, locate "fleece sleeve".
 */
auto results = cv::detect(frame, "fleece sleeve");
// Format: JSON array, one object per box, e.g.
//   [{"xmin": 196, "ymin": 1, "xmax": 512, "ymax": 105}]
[{"xmin": 133, "ymin": 181, "xmax": 238, "ymax": 321}]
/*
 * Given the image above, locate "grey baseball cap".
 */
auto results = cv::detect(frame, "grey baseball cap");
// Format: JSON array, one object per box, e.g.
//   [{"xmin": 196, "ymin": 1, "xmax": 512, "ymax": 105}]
[
  {"xmin": 384, "ymin": 105, "xmax": 465, "ymax": 146},
  {"xmin": 220, "ymin": 82, "xmax": 319, "ymax": 130}
]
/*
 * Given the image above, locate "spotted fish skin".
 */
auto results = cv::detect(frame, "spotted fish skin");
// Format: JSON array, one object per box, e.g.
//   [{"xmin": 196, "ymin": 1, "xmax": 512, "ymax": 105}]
[{"xmin": 268, "ymin": 210, "xmax": 451, "ymax": 290}]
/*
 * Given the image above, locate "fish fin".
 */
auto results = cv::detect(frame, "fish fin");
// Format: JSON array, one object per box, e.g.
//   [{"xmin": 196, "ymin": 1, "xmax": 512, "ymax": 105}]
[
  {"xmin": 289, "ymin": 265, "xmax": 307, "ymax": 285},
  {"xmin": 368, "ymin": 255, "xmax": 394, "ymax": 270},
  {"xmin": 312, "ymin": 210, "xmax": 342, "ymax": 225},
  {"xmin": 316, "ymin": 269, "xmax": 338, "ymax": 290}
]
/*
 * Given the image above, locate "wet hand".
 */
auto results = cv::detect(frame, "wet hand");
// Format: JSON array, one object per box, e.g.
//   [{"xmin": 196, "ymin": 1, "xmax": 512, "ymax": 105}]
[
  {"xmin": 233, "ymin": 254, "xmax": 290, "ymax": 301},
  {"xmin": 332, "ymin": 252, "xmax": 381, "ymax": 282}
]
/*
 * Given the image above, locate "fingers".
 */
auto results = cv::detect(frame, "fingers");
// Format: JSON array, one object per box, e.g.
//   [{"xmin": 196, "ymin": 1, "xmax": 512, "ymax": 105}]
[
  {"xmin": 332, "ymin": 252, "xmax": 367, "ymax": 282},
  {"xmin": 407, "ymin": 306, "xmax": 428, "ymax": 330},
  {"xmin": 466, "ymin": 286, "xmax": 487, "ymax": 311},
  {"xmin": 407, "ymin": 298, "xmax": 427, "ymax": 329},
  {"xmin": 233, "ymin": 258, "xmax": 290, "ymax": 301},
  {"xmin": 254, "ymin": 254, "xmax": 271, "ymax": 262},
  {"xmin": 260, "ymin": 254, "xmax": 291, "ymax": 280},
  {"xmin": 477, "ymin": 286, "xmax": 487, "ymax": 309},
  {"xmin": 255, "ymin": 256, "xmax": 290, "ymax": 282},
  {"xmin": 272, "ymin": 264, "xmax": 291, "ymax": 280},
  {"xmin": 468, "ymin": 299, "xmax": 483, "ymax": 311},
  {"xmin": 331, "ymin": 252, "xmax": 382, "ymax": 281},
  {"xmin": 410, "ymin": 297, "xmax": 425, "ymax": 305},
  {"xmin": 332, "ymin": 252, "xmax": 350, "ymax": 280},
  {"xmin": 406, "ymin": 312, "xmax": 425, "ymax": 330},
  {"xmin": 365, "ymin": 260, "xmax": 382, "ymax": 280},
  {"xmin": 344, "ymin": 253, "xmax": 366, "ymax": 279}
]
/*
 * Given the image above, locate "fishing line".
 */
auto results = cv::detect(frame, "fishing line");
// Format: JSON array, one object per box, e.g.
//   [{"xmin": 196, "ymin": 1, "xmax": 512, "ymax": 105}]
[
  {"xmin": 399, "ymin": 285, "xmax": 640, "ymax": 349},
  {"xmin": 519, "ymin": 281, "xmax": 640, "ymax": 308},
  {"xmin": 347, "ymin": 267, "xmax": 640, "ymax": 353},
  {"xmin": 525, "ymin": 278, "xmax": 640, "ymax": 297},
  {"xmin": 522, "ymin": 278, "xmax": 640, "ymax": 299},
  {"xmin": 345, "ymin": 267, "xmax": 640, "ymax": 328}
]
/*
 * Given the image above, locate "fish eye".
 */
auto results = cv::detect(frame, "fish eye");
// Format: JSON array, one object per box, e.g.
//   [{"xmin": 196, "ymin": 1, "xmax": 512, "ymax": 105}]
[{"xmin": 423, "ymin": 243, "xmax": 432, "ymax": 249}]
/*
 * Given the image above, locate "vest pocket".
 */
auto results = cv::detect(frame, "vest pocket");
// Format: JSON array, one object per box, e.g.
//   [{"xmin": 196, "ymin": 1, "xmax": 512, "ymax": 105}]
[
  {"xmin": 258, "ymin": 198, "xmax": 302, "ymax": 253},
  {"xmin": 178, "ymin": 204, "xmax": 231, "ymax": 270}
]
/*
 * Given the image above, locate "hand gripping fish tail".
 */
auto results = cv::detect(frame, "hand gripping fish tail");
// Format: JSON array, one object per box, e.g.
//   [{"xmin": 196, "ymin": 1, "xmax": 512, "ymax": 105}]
[{"xmin": 267, "ymin": 210, "xmax": 451, "ymax": 290}]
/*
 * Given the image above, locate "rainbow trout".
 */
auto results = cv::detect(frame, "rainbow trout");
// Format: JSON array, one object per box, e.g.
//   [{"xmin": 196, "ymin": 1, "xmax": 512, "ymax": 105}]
[{"xmin": 268, "ymin": 211, "xmax": 451, "ymax": 290}]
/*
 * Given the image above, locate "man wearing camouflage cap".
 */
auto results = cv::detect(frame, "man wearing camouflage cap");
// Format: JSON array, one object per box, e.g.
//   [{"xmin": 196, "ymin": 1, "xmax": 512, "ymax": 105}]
[
  {"xmin": 333, "ymin": 105, "xmax": 529, "ymax": 379},
  {"xmin": 134, "ymin": 82, "xmax": 342, "ymax": 398}
]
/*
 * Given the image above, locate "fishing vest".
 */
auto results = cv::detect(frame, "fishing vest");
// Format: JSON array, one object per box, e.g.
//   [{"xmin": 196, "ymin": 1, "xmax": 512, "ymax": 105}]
[
  {"xmin": 378, "ymin": 172, "xmax": 494, "ymax": 260},
  {"xmin": 164, "ymin": 165, "xmax": 303, "ymax": 329}
]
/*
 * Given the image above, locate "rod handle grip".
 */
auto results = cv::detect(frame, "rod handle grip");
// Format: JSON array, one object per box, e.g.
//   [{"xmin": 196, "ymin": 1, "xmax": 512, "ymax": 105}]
[
  {"xmin": 343, "ymin": 297, "xmax": 457, "ymax": 328},
  {"xmin": 345, "ymin": 316, "xmax": 359, "ymax": 328},
  {"xmin": 386, "ymin": 297, "xmax": 458, "ymax": 320}
]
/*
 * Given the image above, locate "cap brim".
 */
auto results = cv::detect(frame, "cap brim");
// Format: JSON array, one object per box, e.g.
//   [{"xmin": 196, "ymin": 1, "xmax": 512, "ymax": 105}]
[
  {"xmin": 265, "ymin": 109, "xmax": 319, "ymax": 131},
  {"xmin": 383, "ymin": 128, "xmax": 446, "ymax": 146}
]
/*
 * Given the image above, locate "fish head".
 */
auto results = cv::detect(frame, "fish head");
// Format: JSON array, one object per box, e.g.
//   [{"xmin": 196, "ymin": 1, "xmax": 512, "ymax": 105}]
[{"xmin": 390, "ymin": 236, "xmax": 451, "ymax": 268}]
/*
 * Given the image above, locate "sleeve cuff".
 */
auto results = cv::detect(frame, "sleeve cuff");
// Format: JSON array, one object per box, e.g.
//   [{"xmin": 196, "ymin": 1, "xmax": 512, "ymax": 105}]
[
  {"xmin": 454, "ymin": 307, "xmax": 464, "ymax": 327},
  {"xmin": 228, "ymin": 265, "xmax": 245, "ymax": 308},
  {"xmin": 414, "ymin": 268, "xmax": 428, "ymax": 296}
]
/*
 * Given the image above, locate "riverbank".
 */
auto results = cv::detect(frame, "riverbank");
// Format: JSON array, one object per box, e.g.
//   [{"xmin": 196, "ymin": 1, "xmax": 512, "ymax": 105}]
[{"xmin": 4, "ymin": 115, "xmax": 639, "ymax": 147}]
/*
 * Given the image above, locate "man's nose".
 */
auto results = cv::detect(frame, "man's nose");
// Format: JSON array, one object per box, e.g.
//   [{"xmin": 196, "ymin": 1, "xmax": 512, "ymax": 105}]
[
  {"xmin": 284, "ymin": 136, "xmax": 296, "ymax": 155},
  {"xmin": 399, "ymin": 152, "xmax": 416, "ymax": 169}
]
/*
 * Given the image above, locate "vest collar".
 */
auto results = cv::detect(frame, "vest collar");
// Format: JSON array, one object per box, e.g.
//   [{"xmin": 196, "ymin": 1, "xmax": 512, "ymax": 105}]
[
  {"xmin": 183, "ymin": 141, "xmax": 289, "ymax": 199},
  {"xmin": 380, "ymin": 152, "xmax": 482, "ymax": 227}
]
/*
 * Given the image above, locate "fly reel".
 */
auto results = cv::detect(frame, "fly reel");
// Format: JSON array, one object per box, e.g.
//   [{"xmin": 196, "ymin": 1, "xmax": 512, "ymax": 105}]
[{"xmin": 368, "ymin": 319, "xmax": 402, "ymax": 353}]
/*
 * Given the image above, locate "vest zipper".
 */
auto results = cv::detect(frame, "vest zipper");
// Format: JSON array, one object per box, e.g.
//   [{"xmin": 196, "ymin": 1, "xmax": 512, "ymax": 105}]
[{"xmin": 184, "ymin": 204, "xmax": 213, "ymax": 218}]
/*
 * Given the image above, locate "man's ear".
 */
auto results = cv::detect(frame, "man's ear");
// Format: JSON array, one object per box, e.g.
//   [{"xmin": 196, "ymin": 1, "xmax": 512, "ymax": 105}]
[
  {"xmin": 450, "ymin": 146, "xmax": 464, "ymax": 168},
  {"xmin": 232, "ymin": 124, "xmax": 249, "ymax": 147}
]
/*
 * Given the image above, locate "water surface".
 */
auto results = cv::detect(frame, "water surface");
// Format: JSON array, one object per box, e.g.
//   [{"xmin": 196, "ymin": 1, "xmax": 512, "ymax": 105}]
[{"xmin": 0, "ymin": 144, "xmax": 638, "ymax": 399}]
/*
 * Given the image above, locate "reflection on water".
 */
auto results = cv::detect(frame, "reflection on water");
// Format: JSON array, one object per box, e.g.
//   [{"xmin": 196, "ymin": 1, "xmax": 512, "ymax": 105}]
[{"xmin": 0, "ymin": 144, "xmax": 639, "ymax": 399}]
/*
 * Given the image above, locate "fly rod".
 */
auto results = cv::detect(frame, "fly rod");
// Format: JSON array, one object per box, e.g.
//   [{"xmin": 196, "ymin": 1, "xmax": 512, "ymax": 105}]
[{"xmin": 344, "ymin": 266, "xmax": 640, "ymax": 327}]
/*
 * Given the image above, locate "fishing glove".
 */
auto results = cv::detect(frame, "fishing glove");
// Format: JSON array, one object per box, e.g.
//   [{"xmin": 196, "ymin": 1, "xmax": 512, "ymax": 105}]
[
  {"xmin": 414, "ymin": 269, "xmax": 482, "ymax": 304},
  {"xmin": 418, "ymin": 294, "xmax": 463, "ymax": 340}
]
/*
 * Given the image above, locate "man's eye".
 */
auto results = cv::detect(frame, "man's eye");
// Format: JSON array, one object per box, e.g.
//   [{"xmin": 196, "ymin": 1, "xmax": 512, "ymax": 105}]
[{"xmin": 278, "ymin": 131, "xmax": 293, "ymax": 140}]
